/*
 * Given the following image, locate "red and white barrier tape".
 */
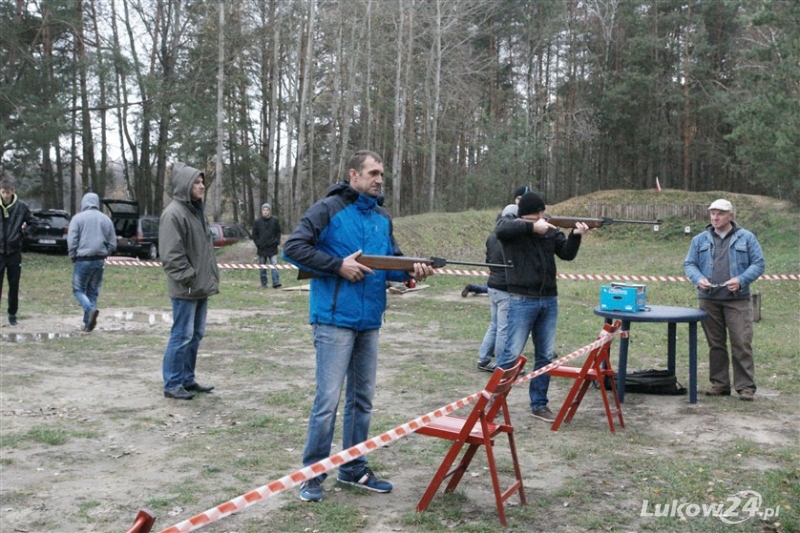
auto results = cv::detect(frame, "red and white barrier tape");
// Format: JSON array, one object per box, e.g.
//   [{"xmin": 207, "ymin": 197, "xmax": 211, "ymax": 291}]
[
  {"xmin": 156, "ymin": 328, "xmax": 626, "ymax": 533},
  {"xmin": 103, "ymin": 259, "xmax": 798, "ymax": 282}
]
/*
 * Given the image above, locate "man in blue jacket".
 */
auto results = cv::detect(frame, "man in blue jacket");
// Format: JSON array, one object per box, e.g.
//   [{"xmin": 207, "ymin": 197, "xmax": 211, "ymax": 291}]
[
  {"xmin": 283, "ymin": 150, "xmax": 433, "ymax": 503},
  {"xmin": 684, "ymin": 199, "xmax": 765, "ymax": 401}
]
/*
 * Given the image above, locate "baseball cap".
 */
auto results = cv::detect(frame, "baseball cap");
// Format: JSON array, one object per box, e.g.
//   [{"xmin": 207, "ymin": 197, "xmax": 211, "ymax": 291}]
[{"xmin": 708, "ymin": 199, "xmax": 733, "ymax": 212}]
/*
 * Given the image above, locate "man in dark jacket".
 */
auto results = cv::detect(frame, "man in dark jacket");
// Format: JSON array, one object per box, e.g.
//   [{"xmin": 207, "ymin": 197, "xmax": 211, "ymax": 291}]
[
  {"xmin": 252, "ymin": 203, "xmax": 282, "ymax": 288},
  {"xmin": 282, "ymin": 150, "xmax": 433, "ymax": 503},
  {"xmin": 494, "ymin": 192, "xmax": 591, "ymax": 423},
  {"xmin": 159, "ymin": 163, "xmax": 220, "ymax": 400},
  {"xmin": 0, "ymin": 177, "xmax": 37, "ymax": 326},
  {"xmin": 67, "ymin": 192, "xmax": 117, "ymax": 332},
  {"xmin": 462, "ymin": 185, "xmax": 529, "ymax": 297}
]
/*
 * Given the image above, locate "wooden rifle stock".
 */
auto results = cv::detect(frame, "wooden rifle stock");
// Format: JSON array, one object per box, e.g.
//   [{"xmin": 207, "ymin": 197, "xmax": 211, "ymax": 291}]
[
  {"xmin": 296, "ymin": 255, "xmax": 509, "ymax": 280},
  {"xmin": 546, "ymin": 216, "xmax": 662, "ymax": 229}
]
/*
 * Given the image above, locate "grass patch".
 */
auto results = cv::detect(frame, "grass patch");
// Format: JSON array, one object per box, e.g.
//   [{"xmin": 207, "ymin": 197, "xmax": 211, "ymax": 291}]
[{"xmin": 4, "ymin": 190, "xmax": 798, "ymax": 532}]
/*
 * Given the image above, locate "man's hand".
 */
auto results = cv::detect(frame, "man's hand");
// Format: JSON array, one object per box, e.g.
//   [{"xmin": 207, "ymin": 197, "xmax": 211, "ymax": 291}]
[
  {"xmin": 725, "ymin": 277, "xmax": 741, "ymax": 292},
  {"xmin": 697, "ymin": 278, "xmax": 713, "ymax": 290},
  {"xmin": 412, "ymin": 262, "xmax": 435, "ymax": 282},
  {"xmin": 531, "ymin": 218, "xmax": 555, "ymax": 235},
  {"xmin": 572, "ymin": 221, "xmax": 591, "ymax": 235},
  {"xmin": 339, "ymin": 250, "xmax": 374, "ymax": 283}
]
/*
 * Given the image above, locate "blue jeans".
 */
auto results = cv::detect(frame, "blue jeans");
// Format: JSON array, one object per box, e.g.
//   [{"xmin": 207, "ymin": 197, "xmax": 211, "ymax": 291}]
[
  {"xmin": 478, "ymin": 288, "xmax": 510, "ymax": 365},
  {"xmin": 259, "ymin": 254, "xmax": 281, "ymax": 287},
  {"xmin": 72, "ymin": 259, "xmax": 105, "ymax": 328},
  {"xmin": 303, "ymin": 324, "xmax": 379, "ymax": 481},
  {"xmin": 496, "ymin": 295, "xmax": 559, "ymax": 411},
  {"xmin": 162, "ymin": 297, "xmax": 208, "ymax": 391}
]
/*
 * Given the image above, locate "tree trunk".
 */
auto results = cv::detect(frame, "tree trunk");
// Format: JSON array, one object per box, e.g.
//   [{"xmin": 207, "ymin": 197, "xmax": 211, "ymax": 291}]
[
  {"xmin": 427, "ymin": 0, "xmax": 442, "ymax": 212},
  {"xmin": 75, "ymin": 0, "xmax": 97, "ymax": 193},
  {"xmin": 292, "ymin": 0, "xmax": 316, "ymax": 222},
  {"xmin": 89, "ymin": 0, "xmax": 108, "ymax": 196}
]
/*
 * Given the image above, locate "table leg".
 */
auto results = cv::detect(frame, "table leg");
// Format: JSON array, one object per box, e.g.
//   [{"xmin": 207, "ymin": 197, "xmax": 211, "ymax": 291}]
[
  {"xmin": 667, "ymin": 322, "xmax": 676, "ymax": 374},
  {"xmin": 689, "ymin": 322, "xmax": 698, "ymax": 404},
  {"xmin": 617, "ymin": 320, "xmax": 631, "ymax": 403}
]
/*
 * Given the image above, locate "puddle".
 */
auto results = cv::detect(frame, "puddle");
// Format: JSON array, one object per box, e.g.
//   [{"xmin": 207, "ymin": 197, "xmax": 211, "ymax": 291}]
[
  {"xmin": 113, "ymin": 311, "xmax": 172, "ymax": 325},
  {"xmin": 2, "ymin": 332, "xmax": 73, "ymax": 343}
]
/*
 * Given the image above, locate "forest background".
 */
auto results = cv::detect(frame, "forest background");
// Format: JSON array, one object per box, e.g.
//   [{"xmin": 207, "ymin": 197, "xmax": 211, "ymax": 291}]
[{"xmin": 1, "ymin": 0, "xmax": 798, "ymax": 230}]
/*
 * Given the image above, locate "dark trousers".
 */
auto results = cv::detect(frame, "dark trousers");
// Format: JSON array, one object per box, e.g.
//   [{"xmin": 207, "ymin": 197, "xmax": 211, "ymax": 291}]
[
  {"xmin": 0, "ymin": 252, "xmax": 22, "ymax": 317},
  {"xmin": 699, "ymin": 298, "xmax": 756, "ymax": 393}
]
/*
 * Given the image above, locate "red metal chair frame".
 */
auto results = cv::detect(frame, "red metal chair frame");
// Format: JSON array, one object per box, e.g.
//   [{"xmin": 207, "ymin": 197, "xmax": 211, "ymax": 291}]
[
  {"xmin": 548, "ymin": 321, "xmax": 624, "ymax": 433},
  {"xmin": 415, "ymin": 355, "xmax": 527, "ymax": 526},
  {"xmin": 123, "ymin": 509, "xmax": 155, "ymax": 533}
]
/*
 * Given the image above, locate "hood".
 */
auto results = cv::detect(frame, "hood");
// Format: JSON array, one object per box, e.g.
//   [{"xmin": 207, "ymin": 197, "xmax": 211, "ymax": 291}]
[
  {"xmin": 170, "ymin": 162, "xmax": 204, "ymax": 202},
  {"xmin": 325, "ymin": 181, "xmax": 377, "ymax": 211},
  {"xmin": 81, "ymin": 193, "xmax": 101, "ymax": 211},
  {"xmin": 0, "ymin": 194, "xmax": 18, "ymax": 216}
]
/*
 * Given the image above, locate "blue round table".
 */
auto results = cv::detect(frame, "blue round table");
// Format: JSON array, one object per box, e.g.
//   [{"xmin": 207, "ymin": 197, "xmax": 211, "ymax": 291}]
[{"xmin": 593, "ymin": 305, "xmax": 708, "ymax": 404}]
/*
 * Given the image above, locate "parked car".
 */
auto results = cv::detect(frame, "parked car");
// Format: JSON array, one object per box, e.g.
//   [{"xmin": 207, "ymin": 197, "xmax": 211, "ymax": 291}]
[
  {"xmin": 22, "ymin": 209, "xmax": 71, "ymax": 254},
  {"xmin": 208, "ymin": 222, "xmax": 251, "ymax": 249},
  {"xmin": 101, "ymin": 199, "xmax": 160, "ymax": 260}
]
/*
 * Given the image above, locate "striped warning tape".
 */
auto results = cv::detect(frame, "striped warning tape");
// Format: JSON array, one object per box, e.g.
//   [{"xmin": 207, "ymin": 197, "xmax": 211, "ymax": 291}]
[
  {"xmin": 103, "ymin": 258, "xmax": 798, "ymax": 282},
  {"xmin": 156, "ymin": 328, "xmax": 626, "ymax": 533}
]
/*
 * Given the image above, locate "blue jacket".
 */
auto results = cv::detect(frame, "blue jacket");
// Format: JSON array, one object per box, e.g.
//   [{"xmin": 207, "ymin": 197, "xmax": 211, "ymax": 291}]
[
  {"xmin": 282, "ymin": 182, "xmax": 409, "ymax": 331},
  {"xmin": 683, "ymin": 222, "xmax": 765, "ymax": 299}
]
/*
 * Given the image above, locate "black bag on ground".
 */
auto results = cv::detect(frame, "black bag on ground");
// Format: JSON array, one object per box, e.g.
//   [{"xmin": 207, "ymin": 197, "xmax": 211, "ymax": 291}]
[{"xmin": 607, "ymin": 369, "xmax": 687, "ymax": 395}]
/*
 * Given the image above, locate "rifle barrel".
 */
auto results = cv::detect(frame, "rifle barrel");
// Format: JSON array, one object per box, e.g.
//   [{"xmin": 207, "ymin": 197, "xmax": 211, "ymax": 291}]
[
  {"xmin": 613, "ymin": 218, "xmax": 663, "ymax": 225},
  {"xmin": 446, "ymin": 260, "xmax": 509, "ymax": 269}
]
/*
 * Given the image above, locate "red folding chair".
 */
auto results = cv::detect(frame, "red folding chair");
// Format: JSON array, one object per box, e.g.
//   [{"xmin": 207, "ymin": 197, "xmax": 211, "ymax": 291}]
[
  {"xmin": 415, "ymin": 355, "xmax": 527, "ymax": 526},
  {"xmin": 548, "ymin": 321, "xmax": 624, "ymax": 433},
  {"xmin": 123, "ymin": 509, "xmax": 155, "ymax": 533}
]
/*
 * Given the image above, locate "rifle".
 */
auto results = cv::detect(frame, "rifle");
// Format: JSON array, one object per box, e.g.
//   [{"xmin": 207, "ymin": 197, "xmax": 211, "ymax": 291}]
[
  {"xmin": 297, "ymin": 255, "xmax": 510, "ymax": 280},
  {"xmin": 545, "ymin": 216, "xmax": 662, "ymax": 229}
]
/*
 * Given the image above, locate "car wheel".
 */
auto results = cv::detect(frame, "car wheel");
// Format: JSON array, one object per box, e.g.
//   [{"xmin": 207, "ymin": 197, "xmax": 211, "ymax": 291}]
[{"xmin": 143, "ymin": 243, "xmax": 158, "ymax": 260}]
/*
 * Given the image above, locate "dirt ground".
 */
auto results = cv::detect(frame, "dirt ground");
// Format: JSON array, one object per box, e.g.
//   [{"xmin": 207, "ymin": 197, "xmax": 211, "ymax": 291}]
[{"xmin": 1, "ymin": 292, "xmax": 796, "ymax": 533}]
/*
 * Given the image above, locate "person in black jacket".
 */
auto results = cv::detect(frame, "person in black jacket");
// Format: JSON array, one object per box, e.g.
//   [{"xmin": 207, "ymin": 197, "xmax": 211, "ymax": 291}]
[
  {"xmin": 252, "ymin": 203, "xmax": 282, "ymax": 288},
  {"xmin": 494, "ymin": 192, "xmax": 591, "ymax": 423},
  {"xmin": 0, "ymin": 177, "xmax": 37, "ymax": 327},
  {"xmin": 462, "ymin": 185, "xmax": 530, "ymax": 297}
]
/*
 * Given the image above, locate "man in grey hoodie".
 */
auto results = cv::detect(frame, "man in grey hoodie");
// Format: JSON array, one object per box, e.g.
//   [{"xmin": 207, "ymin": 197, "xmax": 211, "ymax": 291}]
[
  {"xmin": 159, "ymin": 163, "xmax": 220, "ymax": 400},
  {"xmin": 67, "ymin": 192, "xmax": 117, "ymax": 332}
]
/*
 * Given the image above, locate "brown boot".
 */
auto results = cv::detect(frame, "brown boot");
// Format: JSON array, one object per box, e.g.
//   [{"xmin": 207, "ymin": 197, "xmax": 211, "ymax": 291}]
[{"xmin": 703, "ymin": 386, "xmax": 731, "ymax": 397}]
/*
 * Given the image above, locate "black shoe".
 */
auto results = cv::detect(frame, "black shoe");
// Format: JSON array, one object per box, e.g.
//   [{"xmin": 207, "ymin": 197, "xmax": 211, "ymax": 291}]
[
  {"xmin": 461, "ymin": 285, "xmax": 471, "ymax": 297},
  {"xmin": 477, "ymin": 361, "xmax": 496, "ymax": 373},
  {"xmin": 273, "ymin": 284, "xmax": 282, "ymax": 289},
  {"xmin": 185, "ymin": 382, "xmax": 215, "ymax": 393},
  {"xmin": 8, "ymin": 315, "xmax": 18, "ymax": 327},
  {"xmin": 164, "ymin": 386, "xmax": 194, "ymax": 400},
  {"xmin": 87, "ymin": 309, "xmax": 99, "ymax": 332}
]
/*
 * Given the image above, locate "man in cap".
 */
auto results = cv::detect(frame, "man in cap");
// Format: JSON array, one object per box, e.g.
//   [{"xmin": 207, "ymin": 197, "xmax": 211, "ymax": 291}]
[
  {"xmin": 494, "ymin": 192, "xmax": 591, "ymax": 422},
  {"xmin": 252, "ymin": 202, "xmax": 282, "ymax": 288},
  {"xmin": 684, "ymin": 199, "xmax": 764, "ymax": 401}
]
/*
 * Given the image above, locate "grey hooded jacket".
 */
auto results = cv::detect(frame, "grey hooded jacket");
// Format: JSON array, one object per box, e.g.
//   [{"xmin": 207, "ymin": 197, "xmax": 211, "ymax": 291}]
[
  {"xmin": 158, "ymin": 163, "xmax": 220, "ymax": 299},
  {"xmin": 67, "ymin": 193, "xmax": 117, "ymax": 261}
]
